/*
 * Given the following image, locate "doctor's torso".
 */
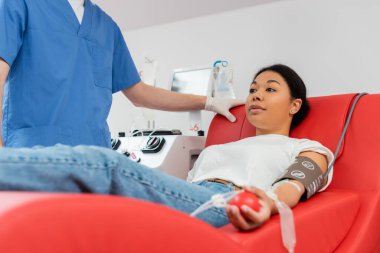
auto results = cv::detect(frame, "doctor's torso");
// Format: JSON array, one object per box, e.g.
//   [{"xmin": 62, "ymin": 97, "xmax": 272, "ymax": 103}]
[{"xmin": 1, "ymin": 0, "xmax": 125, "ymax": 147}]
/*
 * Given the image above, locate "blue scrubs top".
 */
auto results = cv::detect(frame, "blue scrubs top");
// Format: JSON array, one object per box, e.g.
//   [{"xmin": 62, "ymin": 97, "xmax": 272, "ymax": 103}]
[{"xmin": 0, "ymin": 0, "xmax": 141, "ymax": 148}]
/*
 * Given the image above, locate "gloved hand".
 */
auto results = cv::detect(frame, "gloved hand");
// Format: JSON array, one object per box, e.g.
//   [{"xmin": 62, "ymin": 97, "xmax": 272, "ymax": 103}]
[{"xmin": 205, "ymin": 97, "xmax": 245, "ymax": 122}]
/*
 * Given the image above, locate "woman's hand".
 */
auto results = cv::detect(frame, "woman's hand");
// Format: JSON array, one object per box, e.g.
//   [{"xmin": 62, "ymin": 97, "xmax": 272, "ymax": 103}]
[{"xmin": 226, "ymin": 186, "xmax": 275, "ymax": 231}]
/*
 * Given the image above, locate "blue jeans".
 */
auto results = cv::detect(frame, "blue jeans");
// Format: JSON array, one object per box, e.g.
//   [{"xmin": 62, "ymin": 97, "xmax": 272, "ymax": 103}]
[{"xmin": 0, "ymin": 144, "xmax": 233, "ymax": 227}]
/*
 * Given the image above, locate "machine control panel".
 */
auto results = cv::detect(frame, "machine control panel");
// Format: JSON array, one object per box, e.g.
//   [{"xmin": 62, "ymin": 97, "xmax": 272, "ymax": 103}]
[
  {"xmin": 141, "ymin": 136, "xmax": 166, "ymax": 153},
  {"xmin": 111, "ymin": 133, "xmax": 205, "ymax": 180}
]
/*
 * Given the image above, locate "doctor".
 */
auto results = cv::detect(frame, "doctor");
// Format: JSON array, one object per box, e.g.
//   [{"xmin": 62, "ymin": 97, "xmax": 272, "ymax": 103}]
[{"xmin": 0, "ymin": 0, "xmax": 242, "ymax": 148}]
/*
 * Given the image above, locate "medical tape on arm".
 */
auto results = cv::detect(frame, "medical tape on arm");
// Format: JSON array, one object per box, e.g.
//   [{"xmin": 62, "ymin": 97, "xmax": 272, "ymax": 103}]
[
  {"xmin": 273, "ymin": 156, "xmax": 324, "ymax": 201},
  {"xmin": 272, "ymin": 179, "xmax": 302, "ymax": 193}
]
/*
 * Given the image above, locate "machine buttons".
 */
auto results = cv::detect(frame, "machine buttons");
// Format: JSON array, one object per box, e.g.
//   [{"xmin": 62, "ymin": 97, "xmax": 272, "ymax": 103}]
[
  {"xmin": 141, "ymin": 137, "xmax": 166, "ymax": 153},
  {"xmin": 147, "ymin": 137, "xmax": 160, "ymax": 149},
  {"xmin": 131, "ymin": 129, "xmax": 182, "ymax": 137},
  {"xmin": 129, "ymin": 152, "xmax": 141, "ymax": 163},
  {"xmin": 111, "ymin": 138, "xmax": 121, "ymax": 150}
]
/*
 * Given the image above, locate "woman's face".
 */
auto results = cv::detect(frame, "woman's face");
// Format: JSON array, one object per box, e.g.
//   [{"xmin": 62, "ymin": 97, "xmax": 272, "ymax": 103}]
[{"xmin": 245, "ymin": 70, "xmax": 302, "ymax": 135}]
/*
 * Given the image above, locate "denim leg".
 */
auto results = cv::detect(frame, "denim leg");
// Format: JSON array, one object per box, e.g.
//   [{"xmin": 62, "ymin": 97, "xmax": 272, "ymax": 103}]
[{"xmin": 0, "ymin": 145, "xmax": 230, "ymax": 227}]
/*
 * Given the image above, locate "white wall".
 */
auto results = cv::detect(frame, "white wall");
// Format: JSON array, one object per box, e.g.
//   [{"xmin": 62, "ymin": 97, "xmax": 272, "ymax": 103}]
[{"xmin": 107, "ymin": 0, "xmax": 380, "ymax": 136}]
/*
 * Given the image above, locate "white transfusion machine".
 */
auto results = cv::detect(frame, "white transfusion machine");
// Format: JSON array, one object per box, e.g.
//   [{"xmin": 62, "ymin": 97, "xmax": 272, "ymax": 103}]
[
  {"xmin": 111, "ymin": 130, "xmax": 205, "ymax": 180},
  {"xmin": 111, "ymin": 66, "xmax": 218, "ymax": 179}
]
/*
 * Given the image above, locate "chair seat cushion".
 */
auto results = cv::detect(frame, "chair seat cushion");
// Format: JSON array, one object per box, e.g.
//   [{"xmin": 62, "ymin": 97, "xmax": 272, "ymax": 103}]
[{"xmin": 0, "ymin": 192, "xmax": 246, "ymax": 253}]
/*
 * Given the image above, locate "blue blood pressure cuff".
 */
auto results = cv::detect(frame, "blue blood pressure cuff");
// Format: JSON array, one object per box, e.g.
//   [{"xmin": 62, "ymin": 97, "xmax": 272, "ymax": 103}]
[{"xmin": 273, "ymin": 156, "xmax": 325, "ymax": 201}]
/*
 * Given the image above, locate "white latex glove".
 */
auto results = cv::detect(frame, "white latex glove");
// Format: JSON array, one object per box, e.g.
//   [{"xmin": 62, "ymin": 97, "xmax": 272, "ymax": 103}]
[{"xmin": 205, "ymin": 97, "xmax": 245, "ymax": 122}]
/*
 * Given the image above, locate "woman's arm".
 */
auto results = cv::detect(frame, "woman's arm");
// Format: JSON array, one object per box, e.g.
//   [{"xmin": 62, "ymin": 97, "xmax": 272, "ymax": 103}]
[{"xmin": 226, "ymin": 151, "xmax": 328, "ymax": 231}]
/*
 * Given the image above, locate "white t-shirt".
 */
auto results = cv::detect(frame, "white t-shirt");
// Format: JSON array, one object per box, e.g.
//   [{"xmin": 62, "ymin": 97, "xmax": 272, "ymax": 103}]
[
  {"xmin": 68, "ymin": 0, "xmax": 85, "ymax": 24},
  {"xmin": 187, "ymin": 134, "xmax": 334, "ymax": 192}
]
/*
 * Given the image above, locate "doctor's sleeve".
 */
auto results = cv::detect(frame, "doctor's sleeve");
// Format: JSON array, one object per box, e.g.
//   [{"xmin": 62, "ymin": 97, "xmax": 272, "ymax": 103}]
[
  {"xmin": 0, "ymin": 0, "xmax": 27, "ymax": 67},
  {"xmin": 111, "ymin": 27, "xmax": 141, "ymax": 94}
]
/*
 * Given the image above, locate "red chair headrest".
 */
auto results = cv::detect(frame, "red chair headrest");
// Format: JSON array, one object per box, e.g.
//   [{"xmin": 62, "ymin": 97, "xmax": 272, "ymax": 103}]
[{"xmin": 206, "ymin": 93, "xmax": 358, "ymax": 158}]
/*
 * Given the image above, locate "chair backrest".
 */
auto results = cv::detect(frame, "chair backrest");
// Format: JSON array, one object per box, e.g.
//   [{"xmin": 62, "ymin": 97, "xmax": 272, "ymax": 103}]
[
  {"xmin": 330, "ymin": 94, "xmax": 380, "ymax": 191},
  {"xmin": 206, "ymin": 93, "xmax": 357, "ymax": 160}
]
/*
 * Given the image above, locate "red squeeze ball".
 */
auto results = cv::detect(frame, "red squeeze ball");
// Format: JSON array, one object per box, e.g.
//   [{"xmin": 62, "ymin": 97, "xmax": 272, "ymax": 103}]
[{"xmin": 229, "ymin": 191, "xmax": 260, "ymax": 217}]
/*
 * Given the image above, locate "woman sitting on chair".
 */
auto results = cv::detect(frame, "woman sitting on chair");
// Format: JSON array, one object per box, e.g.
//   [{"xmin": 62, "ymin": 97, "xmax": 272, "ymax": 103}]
[{"xmin": 0, "ymin": 64, "xmax": 333, "ymax": 231}]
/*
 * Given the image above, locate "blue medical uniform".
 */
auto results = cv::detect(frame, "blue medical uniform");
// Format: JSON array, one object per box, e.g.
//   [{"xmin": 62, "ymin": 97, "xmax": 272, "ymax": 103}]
[{"xmin": 0, "ymin": 0, "xmax": 141, "ymax": 147}]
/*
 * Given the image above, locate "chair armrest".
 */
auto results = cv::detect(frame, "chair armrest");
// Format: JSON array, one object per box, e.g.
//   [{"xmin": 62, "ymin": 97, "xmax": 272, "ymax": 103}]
[{"xmin": 221, "ymin": 190, "xmax": 360, "ymax": 253}]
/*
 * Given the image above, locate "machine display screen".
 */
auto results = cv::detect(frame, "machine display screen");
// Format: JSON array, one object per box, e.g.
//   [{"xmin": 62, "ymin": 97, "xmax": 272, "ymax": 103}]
[{"xmin": 170, "ymin": 68, "xmax": 212, "ymax": 96}]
